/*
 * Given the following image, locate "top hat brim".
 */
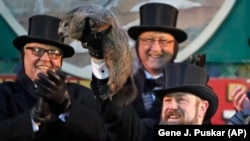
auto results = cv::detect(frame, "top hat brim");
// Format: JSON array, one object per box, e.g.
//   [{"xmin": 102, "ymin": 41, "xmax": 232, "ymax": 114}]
[
  {"xmin": 13, "ymin": 35, "xmax": 75, "ymax": 58},
  {"xmin": 128, "ymin": 26, "xmax": 187, "ymax": 43},
  {"xmin": 153, "ymin": 84, "xmax": 218, "ymax": 120}
]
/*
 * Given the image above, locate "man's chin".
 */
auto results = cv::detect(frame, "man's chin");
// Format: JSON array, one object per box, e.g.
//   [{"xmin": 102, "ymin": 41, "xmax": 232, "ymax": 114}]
[
  {"xmin": 166, "ymin": 122, "xmax": 182, "ymax": 125},
  {"xmin": 160, "ymin": 119, "xmax": 183, "ymax": 125}
]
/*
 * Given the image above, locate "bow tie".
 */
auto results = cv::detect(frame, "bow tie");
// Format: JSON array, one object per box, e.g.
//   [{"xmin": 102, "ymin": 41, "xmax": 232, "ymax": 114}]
[{"xmin": 144, "ymin": 77, "xmax": 164, "ymax": 92}]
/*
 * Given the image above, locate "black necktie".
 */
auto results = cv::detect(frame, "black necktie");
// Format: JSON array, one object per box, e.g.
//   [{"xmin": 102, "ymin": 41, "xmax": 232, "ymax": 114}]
[{"xmin": 144, "ymin": 76, "xmax": 164, "ymax": 92}]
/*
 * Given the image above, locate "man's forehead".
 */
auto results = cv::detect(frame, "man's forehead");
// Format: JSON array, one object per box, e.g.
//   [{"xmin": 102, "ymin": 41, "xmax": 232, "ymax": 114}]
[
  {"xmin": 163, "ymin": 92, "xmax": 197, "ymax": 98},
  {"xmin": 140, "ymin": 31, "xmax": 175, "ymax": 38},
  {"xmin": 25, "ymin": 42, "xmax": 60, "ymax": 50}
]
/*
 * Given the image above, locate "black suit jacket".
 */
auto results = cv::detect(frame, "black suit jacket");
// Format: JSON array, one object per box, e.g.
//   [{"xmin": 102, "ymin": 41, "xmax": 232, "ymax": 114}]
[{"xmin": 132, "ymin": 68, "xmax": 162, "ymax": 141}]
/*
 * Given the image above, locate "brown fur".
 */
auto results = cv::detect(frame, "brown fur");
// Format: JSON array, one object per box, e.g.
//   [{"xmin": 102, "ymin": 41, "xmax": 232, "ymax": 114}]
[{"xmin": 58, "ymin": 4, "xmax": 137, "ymax": 105}]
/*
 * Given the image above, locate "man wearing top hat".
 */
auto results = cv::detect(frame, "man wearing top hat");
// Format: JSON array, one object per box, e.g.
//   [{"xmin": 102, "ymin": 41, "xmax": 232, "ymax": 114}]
[
  {"xmin": 127, "ymin": 2, "xmax": 188, "ymax": 137},
  {"xmin": 153, "ymin": 63, "xmax": 218, "ymax": 125},
  {"xmin": 0, "ymin": 15, "xmax": 143, "ymax": 141}
]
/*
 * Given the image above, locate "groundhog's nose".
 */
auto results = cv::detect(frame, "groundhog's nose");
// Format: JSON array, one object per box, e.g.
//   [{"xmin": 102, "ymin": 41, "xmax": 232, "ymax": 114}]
[
  {"xmin": 58, "ymin": 30, "xmax": 66, "ymax": 37},
  {"xmin": 58, "ymin": 32, "xmax": 63, "ymax": 36}
]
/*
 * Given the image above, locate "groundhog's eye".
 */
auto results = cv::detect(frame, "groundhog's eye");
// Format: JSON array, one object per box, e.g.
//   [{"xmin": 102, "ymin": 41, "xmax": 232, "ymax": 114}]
[{"xmin": 64, "ymin": 22, "xmax": 68, "ymax": 27}]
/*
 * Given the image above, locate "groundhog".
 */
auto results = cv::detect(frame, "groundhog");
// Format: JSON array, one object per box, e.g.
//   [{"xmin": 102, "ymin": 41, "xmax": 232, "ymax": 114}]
[{"xmin": 58, "ymin": 4, "xmax": 136, "ymax": 105}]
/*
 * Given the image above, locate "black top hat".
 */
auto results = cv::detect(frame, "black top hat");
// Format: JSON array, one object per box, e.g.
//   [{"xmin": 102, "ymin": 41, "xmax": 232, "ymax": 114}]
[
  {"xmin": 153, "ymin": 63, "xmax": 218, "ymax": 120},
  {"xmin": 248, "ymin": 38, "xmax": 250, "ymax": 47},
  {"xmin": 128, "ymin": 3, "xmax": 187, "ymax": 43},
  {"xmin": 13, "ymin": 15, "xmax": 74, "ymax": 58}
]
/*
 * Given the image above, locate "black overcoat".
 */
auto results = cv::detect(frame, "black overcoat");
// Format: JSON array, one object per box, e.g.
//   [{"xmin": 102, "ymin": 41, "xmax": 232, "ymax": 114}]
[{"xmin": 0, "ymin": 70, "xmax": 143, "ymax": 141}]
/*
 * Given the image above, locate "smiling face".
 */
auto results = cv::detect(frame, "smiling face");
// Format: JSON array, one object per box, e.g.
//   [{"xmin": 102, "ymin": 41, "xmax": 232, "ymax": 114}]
[
  {"xmin": 23, "ymin": 42, "xmax": 62, "ymax": 81},
  {"xmin": 138, "ymin": 31, "xmax": 176, "ymax": 76},
  {"xmin": 160, "ymin": 92, "xmax": 209, "ymax": 125}
]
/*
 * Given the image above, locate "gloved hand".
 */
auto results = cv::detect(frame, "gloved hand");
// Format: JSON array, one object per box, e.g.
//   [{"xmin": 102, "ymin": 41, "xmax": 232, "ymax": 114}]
[
  {"xmin": 227, "ymin": 109, "xmax": 250, "ymax": 125},
  {"xmin": 31, "ymin": 97, "xmax": 53, "ymax": 123},
  {"xmin": 84, "ymin": 35, "xmax": 104, "ymax": 59},
  {"xmin": 81, "ymin": 20, "xmax": 107, "ymax": 59},
  {"xmin": 34, "ymin": 69, "xmax": 71, "ymax": 115}
]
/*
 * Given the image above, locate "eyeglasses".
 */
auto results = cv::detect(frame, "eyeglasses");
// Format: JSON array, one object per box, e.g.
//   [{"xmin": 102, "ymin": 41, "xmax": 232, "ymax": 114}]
[
  {"xmin": 24, "ymin": 47, "xmax": 62, "ymax": 59},
  {"xmin": 139, "ymin": 38, "xmax": 175, "ymax": 47}
]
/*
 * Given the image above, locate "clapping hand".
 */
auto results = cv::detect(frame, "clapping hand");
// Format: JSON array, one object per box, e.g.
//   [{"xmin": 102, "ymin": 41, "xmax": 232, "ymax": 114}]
[
  {"xmin": 31, "ymin": 97, "xmax": 54, "ymax": 123},
  {"xmin": 34, "ymin": 68, "xmax": 71, "ymax": 115},
  {"xmin": 231, "ymin": 85, "xmax": 250, "ymax": 111}
]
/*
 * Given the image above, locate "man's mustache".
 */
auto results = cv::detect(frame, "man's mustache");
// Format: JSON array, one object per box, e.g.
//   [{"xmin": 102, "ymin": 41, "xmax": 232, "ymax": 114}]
[{"xmin": 164, "ymin": 109, "xmax": 182, "ymax": 119}]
